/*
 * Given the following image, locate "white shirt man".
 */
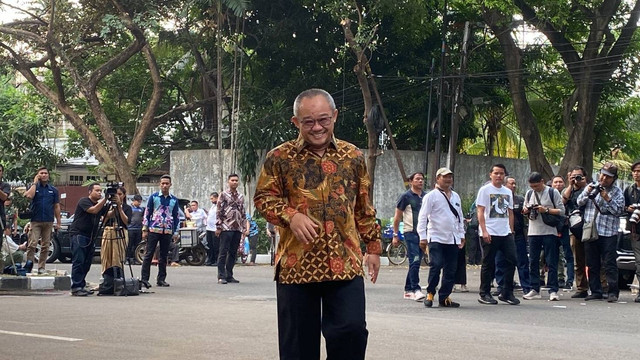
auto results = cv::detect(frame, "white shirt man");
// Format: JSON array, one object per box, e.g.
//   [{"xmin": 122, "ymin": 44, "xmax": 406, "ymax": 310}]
[
  {"xmin": 417, "ymin": 168, "xmax": 465, "ymax": 308},
  {"xmin": 205, "ymin": 193, "xmax": 219, "ymax": 266}
]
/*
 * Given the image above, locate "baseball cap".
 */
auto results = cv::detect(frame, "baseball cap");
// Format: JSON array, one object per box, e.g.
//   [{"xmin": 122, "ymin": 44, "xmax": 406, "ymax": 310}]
[
  {"xmin": 600, "ymin": 162, "xmax": 618, "ymax": 177},
  {"xmin": 436, "ymin": 167, "xmax": 453, "ymax": 176}
]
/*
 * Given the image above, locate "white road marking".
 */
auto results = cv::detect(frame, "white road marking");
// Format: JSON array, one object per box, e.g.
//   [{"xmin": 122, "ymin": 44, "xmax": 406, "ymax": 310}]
[{"xmin": 0, "ymin": 329, "xmax": 82, "ymax": 342}]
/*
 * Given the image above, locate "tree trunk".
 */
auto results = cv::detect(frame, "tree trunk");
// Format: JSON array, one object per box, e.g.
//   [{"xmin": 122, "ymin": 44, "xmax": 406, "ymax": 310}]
[{"xmin": 485, "ymin": 10, "xmax": 555, "ymax": 181}]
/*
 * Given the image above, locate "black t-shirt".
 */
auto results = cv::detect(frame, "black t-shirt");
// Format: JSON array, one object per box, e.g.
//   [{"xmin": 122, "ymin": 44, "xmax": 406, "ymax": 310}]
[
  {"xmin": 104, "ymin": 203, "xmax": 132, "ymax": 229},
  {"xmin": 512, "ymin": 194, "xmax": 525, "ymax": 236},
  {"xmin": 69, "ymin": 197, "xmax": 107, "ymax": 238}
]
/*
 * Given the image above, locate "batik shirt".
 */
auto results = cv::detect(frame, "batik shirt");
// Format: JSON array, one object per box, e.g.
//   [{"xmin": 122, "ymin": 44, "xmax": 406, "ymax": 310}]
[
  {"xmin": 254, "ymin": 135, "xmax": 382, "ymax": 285},
  {"xmin": 216, "ymin": 189, "xmax": 246, "ymax": 233},
  {"xmin": 142, "ymin": 192, "xmax": 180, "ymax": 235}
]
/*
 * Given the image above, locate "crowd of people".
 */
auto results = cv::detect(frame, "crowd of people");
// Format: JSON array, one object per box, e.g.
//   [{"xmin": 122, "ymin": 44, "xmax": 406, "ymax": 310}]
[{"xmin": 3, "ymin": 89, "xmax": 640, "ymax": 360}]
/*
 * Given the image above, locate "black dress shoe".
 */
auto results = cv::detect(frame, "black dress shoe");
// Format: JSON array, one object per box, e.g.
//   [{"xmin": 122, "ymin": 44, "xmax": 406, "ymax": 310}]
[
  {"xmin": 226, "ymin": 277, "xmax": 240, "ymax": 283},
  {"xmin": 218, "ymin": 278, "xmax": 228, "ymax": 284},
  {"xmin": 156, "ymin": 281, "xmax": 170, "ymax": 287},
  {"xmin": 571, "ymin": 291, "xmax": 588, "ymax": 298},
  {"xmin": 140, "ymin": 280, "xmax": 152, "ymax": 289},
  {"xmin": 585, "ymin": 293, "xmax": 603, "ymax": 301}
]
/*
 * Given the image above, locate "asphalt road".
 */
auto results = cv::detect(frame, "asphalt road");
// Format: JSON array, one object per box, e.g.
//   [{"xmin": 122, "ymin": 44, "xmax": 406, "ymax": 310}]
[{"xmin": 1, "ymin": 263, "xmax": 640, "ymax": 359}]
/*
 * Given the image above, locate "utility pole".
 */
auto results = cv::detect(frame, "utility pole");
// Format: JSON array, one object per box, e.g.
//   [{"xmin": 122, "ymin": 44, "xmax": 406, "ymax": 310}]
[
  {"xmin": 446, "ymin": 21, "xmax": 471, "ymax": 173},
  {"xmin": 424, "ymin": 58, "xmax": 435, "ymax": 175},
  {"xmin": 431, "ymin": 0, "xmax": 448, "ymax": 187}
]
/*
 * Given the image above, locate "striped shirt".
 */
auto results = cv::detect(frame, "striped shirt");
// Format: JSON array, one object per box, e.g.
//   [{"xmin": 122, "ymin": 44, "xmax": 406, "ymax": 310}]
[{"xmin": 576, "ymin": 184, "xmax": 624, "ymax": 237}]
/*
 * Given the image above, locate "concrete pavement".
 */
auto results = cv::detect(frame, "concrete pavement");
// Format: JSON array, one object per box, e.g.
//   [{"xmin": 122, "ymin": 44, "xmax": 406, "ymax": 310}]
[{"xmin": 1, "ymin": 263, "xmax": 639, "ymax": 359}]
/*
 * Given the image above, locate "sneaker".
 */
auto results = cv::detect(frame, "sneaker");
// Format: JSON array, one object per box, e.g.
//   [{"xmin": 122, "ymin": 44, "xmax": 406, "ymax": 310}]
[
  {"xmin": 424, "ymin": 293, "xmax": 434, "ymax": 308},
  {"xmin": 490, "ymin": 289, "xmax": 501, "ymax": 296},
  {"xmin": 498, "ymin": 293, "xmax": 521, "ymax": 305},
  {"xmin": 607, "ymin": 294, "xmax": 618, "ymax": 303},
  {"xmin": 459, "ymin": 285, "xmax": 469, "ymax": 293},
  {"xmin": 439, "ymin": 297, "xmax": 460, "ymax": 308},
  {"xmin": 523, "ymin": 290, "xmax": 541, "ymax": 300},
  {"xmin": 558, "ymin": 279, "xmax": 566, "ymax": 288},
  {"xmin": 563, "ymin": 282, "xmax": 573, "ymax": 290},
  {"xmin": 403, "ymin": 291, "xmax": 416, "ymax": 300},
  {"xmin": 549, "ymin": 292, "xmax": 559, "ymax": 301},
  {"xmin": 71, "ymin": 289, "xmax": 91, "ymax": 297},
  {"xmin": 478, "ymin": 294, "xmax": 498, "ymax": 305},
  {"xmin": 571, "ymin": 291, "xmax": 588, "ymax": 299},
  {"xmin": 37, "ymin": 268, "xmax": 46, "ymax": 275},
  {"xmin": 414, "ymin": 290, "xmax": 426, "ymax": 302},
  {"xmin": 218, "ymin": 278, "xmax": 228, "ymax": 284}
]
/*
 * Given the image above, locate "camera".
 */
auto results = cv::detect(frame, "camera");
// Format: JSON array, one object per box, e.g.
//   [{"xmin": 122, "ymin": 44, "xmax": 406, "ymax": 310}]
[
  {"xmin": 104, "ymin": 175, "xmax": 122, "ymax": 202},
  {"xmin": 630, "ymin": 203, "xmax": 640, "ymax": 224},
  {"xmin": 527, "ymin": 206, "xmax": 539, "ymax": 220},
  {"xmin": 574, "ymin": 175, "xmax": 584, "ymax": 182},
  {"xmin": 587, "ymin": 183, "xmax": 604, "ymax": 199}
]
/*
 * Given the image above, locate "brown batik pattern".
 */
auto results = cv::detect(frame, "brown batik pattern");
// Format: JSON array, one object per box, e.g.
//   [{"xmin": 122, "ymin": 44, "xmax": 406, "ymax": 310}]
[{"xmin": 254, "ymin": 135, "xmax": 381, "ymax": 284}]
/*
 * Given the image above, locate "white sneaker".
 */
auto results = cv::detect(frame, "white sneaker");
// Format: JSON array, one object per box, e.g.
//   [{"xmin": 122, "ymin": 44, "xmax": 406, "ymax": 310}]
[
  {"xmin": 549, "ymin": 292, "xmax": 559, "ymax": 301},
  {"xmin": 403, "ymin": 291, "xmax": 416, "ymax": 300},
  {"xmin": 460, "ymin": 285, "xmax": 469, "ymax": 293},
  {"xmin": 523, "ymin": 290, "xmax": 541, "ymax": 300},
  {"xmin": 414, "ymin": 290, "xmax": 426, "ymax": 301}
]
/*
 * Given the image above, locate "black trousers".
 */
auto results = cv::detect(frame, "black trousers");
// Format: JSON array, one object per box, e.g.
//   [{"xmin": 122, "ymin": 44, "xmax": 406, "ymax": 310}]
[
  {"xmin": 276, "ymin": 277, "xmax": 368, "ymax": 360},
  {"xmin": 217, "ymin": 231, "xmax": 241, "ymax": 280},
  {"xmin": 480, "ymin": 234, "xmax": 517, "ymax": 296},
  {"xmin": 455, "ymin": 243, "xmax": 467, "ymax": 285},
  {"xmin": 126, "ymin": 229, "xmax": 142, "ymax": 261},
  {"xmin": 206, "ymin": 230, "xmax": 219, "ymax": 265},
  {"xmin": 141, "ymin": 232, "xmax": 171, "ymax": 282},
  {"xmin": 585, "ymin": 235, "xmax": 618, "ymax": 296}
]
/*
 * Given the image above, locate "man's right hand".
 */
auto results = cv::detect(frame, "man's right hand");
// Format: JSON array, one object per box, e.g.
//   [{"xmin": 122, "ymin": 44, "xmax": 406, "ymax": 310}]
[
  {"xmin": 391, "ymin": 236, "xmax": 399, "ymax": 247},
  {"xmin": 290, "ymin": 213, "xmax": 318, "ymax": 245},
  {"xmin": 482, "ymin": 232, "xmax": 491, "ymax": 244}
]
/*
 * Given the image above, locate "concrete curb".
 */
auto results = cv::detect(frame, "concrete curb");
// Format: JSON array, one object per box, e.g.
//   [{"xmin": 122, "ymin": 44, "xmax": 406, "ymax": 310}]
[{"xmin": 0, "ymin": 275, "xmax": 71, "ymax": 291}]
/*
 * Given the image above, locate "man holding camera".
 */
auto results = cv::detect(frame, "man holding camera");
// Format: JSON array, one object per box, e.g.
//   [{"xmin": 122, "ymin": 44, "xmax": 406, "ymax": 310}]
[
  {"xmin": 69, "ymin": 183, "xmax": 108, "ymax": 296},
  {"xmin": 522, "ymin": 172, "xmax": 565, "ymax": 301},
  {"xmin": 577, "ymin": 162, "xmax": 624, "ymax": 302},
  {"xmin": 624, "ymin": 161, "xmax": 640, "ymax": 303},
  {"xmin": 561, "ymin": 166, "xmax": 590, "ymax": 298}
]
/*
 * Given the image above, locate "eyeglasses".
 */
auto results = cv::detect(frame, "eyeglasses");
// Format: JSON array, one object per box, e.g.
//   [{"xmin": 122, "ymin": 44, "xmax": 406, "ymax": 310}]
[{"xmin": 300, "ymin": 117, "xmax": 332, "ymax": 129}]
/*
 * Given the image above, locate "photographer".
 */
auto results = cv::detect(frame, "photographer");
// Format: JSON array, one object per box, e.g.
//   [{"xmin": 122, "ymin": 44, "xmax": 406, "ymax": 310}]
[
  {"xmin": 561, "ymin": 166, "xmax": 590, "ymax": 298},
  {"xmin": 69, "ymin": 183, "xmax": 108, "ymax": 296},
  {"xmin": 100, "ymin": 186, "xmax": 131, "ymax": 282},
  {"xmin": 576, "ymin": 162, "xmax": 624, "ymax": 302},
  {"xmin": 522, "ymin": 172, "xmax": 565, "ymax": 301},
  {"xmin": 623, "ymin": 160, "xmax": 640, "ymax": 303},
  {"xmin": 0, "ymin": 164, "xmax": 11, "ymax": 249}
]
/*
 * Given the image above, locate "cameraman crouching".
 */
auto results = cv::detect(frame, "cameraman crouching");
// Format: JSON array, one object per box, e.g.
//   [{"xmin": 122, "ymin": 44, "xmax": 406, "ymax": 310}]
[
  {"xmin": 69, "ymin": 183, "xmax": 108, "ymax": 296},
  {"xmin": 576, "ymin": 162, "xmax": 624, "ymax": 302}
]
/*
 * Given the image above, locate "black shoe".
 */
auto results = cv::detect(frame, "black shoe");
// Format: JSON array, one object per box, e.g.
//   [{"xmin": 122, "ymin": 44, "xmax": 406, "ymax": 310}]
[
  {"xmin": 439, "ymin": 297, "xmax": 460, "ymax": 308},
  {"xmin": 71, "ymin": 289, "xmax": 90, "ymax": 297},
  {"xmin": 607, "ymin": 294, "xmax": 618, "ymax": 303},
  {"xmin": 424, "ymin": 293, "xmax": 434, "ymax": 308},
  {"xmin": 571, "ymin": 291, "xmax": 588, "ymax": 298},
  {"xmin": 226, "ymin": 277, "xmax": 240, "ymax": 283},
  {"xmin": 218, "ymin": 278, "xmax": 228, "ymax": 284},
  {"xmin": 478, "ymin": 294, "xmax": 498, "ymax": 305},
  {"xmin": 558, "ymin": 280, "xmax": 566, "ymax": 288},
  {"xmin": 490, "ymin": 289, "xmax": 501, "ymax": 296},
  {"xmin": 498, "ymin": 293, "xmax": 520, "ymax": 305},
  {"xmin": 635, "ymin": 294, "xmax": 640, "ymax": 303},
  {"xmin": 585, "ymin": 294, "xmax": 603, "ymax": 301},
  {"xmin": 140, "ymin": 280, "xmax": 152, "ymax": 289},
  {"xmin": 156, "ymin": 281, "xmax": 170, "ymax": 287}
]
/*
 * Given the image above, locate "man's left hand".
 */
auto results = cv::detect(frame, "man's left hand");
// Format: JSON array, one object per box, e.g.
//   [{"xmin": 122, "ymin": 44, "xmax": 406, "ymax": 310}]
[
  {"xmin": 365, "ymin": 254, "xmax": 380, "ymax": 284},
  {"xmin": 459, "ymin": 238, "xmax": 465, "ymax": 249}
]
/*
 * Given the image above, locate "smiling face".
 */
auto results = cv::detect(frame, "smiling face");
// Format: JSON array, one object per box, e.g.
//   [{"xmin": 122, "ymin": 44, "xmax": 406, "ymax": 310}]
[{"xmin": 292, "ymin": 95, "xmax": 337, "ymax": 153}]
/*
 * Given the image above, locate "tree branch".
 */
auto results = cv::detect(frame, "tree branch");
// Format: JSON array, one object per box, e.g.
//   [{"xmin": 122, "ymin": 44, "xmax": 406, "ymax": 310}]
[{"xmin": 152, "ymin": 97, "xmax": 218, "ymax": 126}]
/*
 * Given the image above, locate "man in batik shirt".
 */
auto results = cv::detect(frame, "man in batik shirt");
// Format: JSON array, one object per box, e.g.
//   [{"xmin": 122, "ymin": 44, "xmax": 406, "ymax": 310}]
[{"xmin": 254, "ymin": 88, "xmax": 381, "ymax": 360}]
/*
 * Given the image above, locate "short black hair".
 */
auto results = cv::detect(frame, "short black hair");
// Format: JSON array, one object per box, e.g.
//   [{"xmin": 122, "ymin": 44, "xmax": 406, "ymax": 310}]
[
  {"xmin": 133, "ymin": 194, "xmax": 143, "ymax": 201},
  {"xmin": 571, "ymin": 166, "xmax": 586, "ymax": 176},
  {"xmin": 88, "ymin": 182, "xmax": 100, "ymax": 192},
  {"xmin": 210, "ymin": 192, "xmax": 219, "ymax": 197},
  {"xmin": 408, "ymin": 172, "xmax": 424, "ymax": 182},
  {"xmin": 490, "ymin": 164, "xmax": 507, "ymax": 174},
  {"xmin": 191, "ymin": 200, "xmax": 199, "ymax": 205},
  {"xmin": 160, "ymin": 174, "xmax": 171, "ymax": 182},
  {"xmin": 528, "ymin": 172, "xmax": 543, "ymax": 183},
  {"xmin": 632, "ymin": 161, "xmax": 640, "ymax": 172},
  {"xmin": 552, "ymin": 175, "xmax": 564, "ymax": 182},
  {"xmin": 37, "ymin": 166, "xmax": 48, "ymax": 173},
  {"xmin": 228, "ymin": 173, "xmax": 239, "ymax": 180}
]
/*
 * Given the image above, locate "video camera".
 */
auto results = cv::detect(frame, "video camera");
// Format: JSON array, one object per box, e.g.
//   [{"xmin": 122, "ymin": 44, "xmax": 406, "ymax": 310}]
[{"xmin": 104, "ymin": 175, "xmax": 122, "ymax": 202}]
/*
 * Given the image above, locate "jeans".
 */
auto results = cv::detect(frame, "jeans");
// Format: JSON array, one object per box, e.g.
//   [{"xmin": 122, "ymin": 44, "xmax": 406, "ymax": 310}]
[
  {"xmin": 276, "ymin": 277, "xmax": 368, "ymax": 360},
  {"xmin": 403, "ymin": 232, "xmax": 423, "ymax": 292},
  {"xmin": 218, "ymin": 231, "xmax": 242, "ymax": 280},
  {"xmin": 426, "ymin": 242, "xmax": 459, "ymax": 300},
  {"xmin": 584, "ymin": 235, "xmax": 618, "ymax": 296},
  {"xmin": 71, "ymin": 234, "xmax": 95, "ymax": 291},
  {"xmin": 559, "ymin": 227, "xmax": 574, "ymax": 285},
  {"xmin": 529, "ymin": 234, "xmax": 560, "ymax": 293},
  {"xmin": 480, "ymin": 234, "xmax": 517, "ymax": 296},
  {"xmin": 206, "ymin": 230, "xmax": 219, "ymax": 265},
  {"xmin": 141, "ymin": 232, "xmax": 171, "ymax": 282},
  {"xmin": 454, "ymin": 244, "xmax": 467, "ymax": 285}
]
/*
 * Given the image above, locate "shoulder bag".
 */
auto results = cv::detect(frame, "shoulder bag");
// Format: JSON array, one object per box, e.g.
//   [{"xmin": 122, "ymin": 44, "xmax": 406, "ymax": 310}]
[
  {"xmin": 581, "ymin": 199, "xmax": 600, "ymax": 243},
  {"xmin": 533, "ymin": 189, "xmax": 566, "ymax": 228}
]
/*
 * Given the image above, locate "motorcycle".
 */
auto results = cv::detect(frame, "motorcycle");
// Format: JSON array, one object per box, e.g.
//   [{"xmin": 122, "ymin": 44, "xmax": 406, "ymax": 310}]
[{"xmin": 134, "ymin": 228, "xmax": 207, "ymax": 266}]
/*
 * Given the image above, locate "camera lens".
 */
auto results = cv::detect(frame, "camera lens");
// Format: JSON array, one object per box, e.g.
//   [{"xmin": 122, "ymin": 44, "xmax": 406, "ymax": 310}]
[{"xmin": 575, "ymin": 175, "xmax": 583, "ymax": 181}]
